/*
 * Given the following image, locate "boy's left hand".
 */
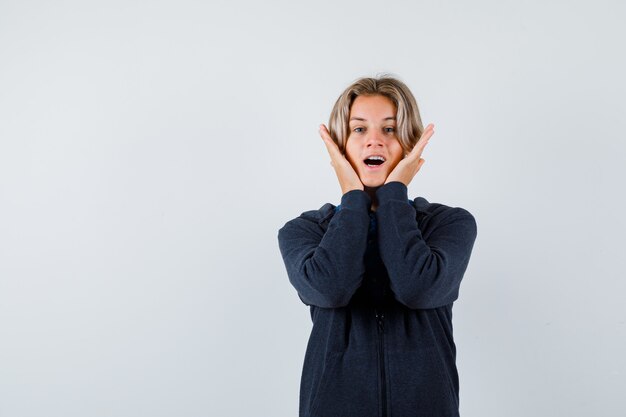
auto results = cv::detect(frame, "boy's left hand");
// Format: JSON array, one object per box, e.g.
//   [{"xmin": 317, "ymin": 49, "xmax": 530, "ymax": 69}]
[{"xmin": 384, "ymin": 123, "xmax": 434, "ymax": 186}]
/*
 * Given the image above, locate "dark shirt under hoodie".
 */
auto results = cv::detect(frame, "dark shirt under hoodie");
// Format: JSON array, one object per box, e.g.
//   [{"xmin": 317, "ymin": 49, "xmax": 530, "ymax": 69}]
[{"xmin": 277, "ymin": 181, "xmax": 478, "ymax": 417}]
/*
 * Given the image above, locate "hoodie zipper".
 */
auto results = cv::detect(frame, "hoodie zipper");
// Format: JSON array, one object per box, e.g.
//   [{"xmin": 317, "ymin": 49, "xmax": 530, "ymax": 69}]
[{"xmin": 375, "ymin": 307, "xmax": 387, "ymax": 417}]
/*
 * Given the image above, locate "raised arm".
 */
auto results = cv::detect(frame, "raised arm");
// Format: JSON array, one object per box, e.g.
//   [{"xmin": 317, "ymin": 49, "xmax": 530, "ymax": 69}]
[
  {"xmin": 375, "ymin": 181, "xmax": 477, "ymax": 309},
  {"xmin": 278, "ymin": 190, "xmax": 371, "ymax": 308}
]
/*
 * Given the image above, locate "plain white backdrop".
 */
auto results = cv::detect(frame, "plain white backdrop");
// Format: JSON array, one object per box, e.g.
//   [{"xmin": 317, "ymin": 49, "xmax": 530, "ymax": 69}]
[{"xmin": 1, "ymin": 0, "xmax": 625, "ymax": 416}]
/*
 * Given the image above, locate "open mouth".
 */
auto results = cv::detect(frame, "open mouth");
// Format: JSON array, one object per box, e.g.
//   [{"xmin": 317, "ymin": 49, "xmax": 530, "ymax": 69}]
[{"xmin": 363, "ymin": 155, "xmax": 386, "ymax": 169}]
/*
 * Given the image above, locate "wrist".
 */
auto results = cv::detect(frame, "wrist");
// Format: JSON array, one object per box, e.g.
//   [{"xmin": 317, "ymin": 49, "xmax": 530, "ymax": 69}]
[
  {"xmin": 340, "ymin": 188, "xmax": 371, "ymax": 211},
  {"xmin": 375, "ymin": 181, "xmax": 409, "ymax": 205}
]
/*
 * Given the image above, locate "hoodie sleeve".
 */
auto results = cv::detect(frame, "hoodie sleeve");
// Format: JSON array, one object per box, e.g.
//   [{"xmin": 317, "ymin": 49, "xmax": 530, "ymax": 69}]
[
  {"xmin": 375, "ymin": 181, "xmax": 478, "ymax": 309},
  {"xmin": 277, "ymin": 189, "xmax": 371, "ymax": 308}
]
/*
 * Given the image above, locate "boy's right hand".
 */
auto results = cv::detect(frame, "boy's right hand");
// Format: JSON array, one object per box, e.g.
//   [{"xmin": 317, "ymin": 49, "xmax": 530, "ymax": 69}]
[{"xmin": 319, "ymin": 124, "xmax": 364, "ymax": 195}]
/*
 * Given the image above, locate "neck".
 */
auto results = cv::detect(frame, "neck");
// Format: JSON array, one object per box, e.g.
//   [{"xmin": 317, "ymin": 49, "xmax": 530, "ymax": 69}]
[{"xmin": 364, "ymin": 185, "xmax": 380, "ymax": 212}]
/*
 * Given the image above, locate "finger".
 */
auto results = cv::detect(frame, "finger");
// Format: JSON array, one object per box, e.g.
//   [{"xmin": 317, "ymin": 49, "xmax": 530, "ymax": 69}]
[
  {"xmin": 408, "ymin": 135, "xmax": 430, "ymax": 158},
  {"xmin": 409, "ymin": 125, "xmax": 434, "ymax": 157},
  {"xmin": 419, "ymin": 124, "xmax": 434, "ymax": 143},
  {"xmin": 318, "ymin": 124, "xmax": 340, "ymax": 155},
  {"xmin": 318, "ymin": 124, "xmax": 343, "ymax": 160}
]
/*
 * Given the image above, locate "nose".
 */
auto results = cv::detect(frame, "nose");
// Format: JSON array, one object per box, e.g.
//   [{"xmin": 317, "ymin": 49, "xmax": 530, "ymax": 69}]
[{"xmin": 365, "ymin": 130, "xmax": 384, "ymax": 148}]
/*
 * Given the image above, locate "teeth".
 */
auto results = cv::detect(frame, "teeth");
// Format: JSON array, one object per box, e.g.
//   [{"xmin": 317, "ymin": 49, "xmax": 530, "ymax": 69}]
[{"xmin": 366, "ymin": 155, "xmax": 385, "ymax": 161}]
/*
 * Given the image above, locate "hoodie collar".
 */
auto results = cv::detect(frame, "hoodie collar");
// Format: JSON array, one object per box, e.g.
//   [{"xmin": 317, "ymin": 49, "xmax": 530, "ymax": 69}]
[{"xmin": 317, "ymin": 196, "xmax": 431, "ymax": 226}]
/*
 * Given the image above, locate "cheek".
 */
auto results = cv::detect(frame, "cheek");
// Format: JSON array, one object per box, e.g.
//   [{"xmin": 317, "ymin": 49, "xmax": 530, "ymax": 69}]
[
  {"xmin": 389, "ymin": 153, "xmax": 405, "ymax": 169},
  {"xmin": 344, "ymin": 143, "xmax": 359, "ymax": 163},
  {"xmin": 387, "ymin": 159, "xmax": 400, "ymax": 171}
]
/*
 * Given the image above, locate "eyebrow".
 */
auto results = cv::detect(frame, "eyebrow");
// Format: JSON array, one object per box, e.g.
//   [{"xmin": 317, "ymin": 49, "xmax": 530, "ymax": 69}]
[{"xmin": 349, "ymin": 116, "xmax": 396, "ymax": 123}]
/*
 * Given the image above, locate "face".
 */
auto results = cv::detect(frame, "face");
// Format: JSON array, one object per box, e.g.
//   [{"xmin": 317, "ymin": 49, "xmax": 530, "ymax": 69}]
[{"xmin": 345, "ymin": 94, "xmax": 405, "ymax": 188}]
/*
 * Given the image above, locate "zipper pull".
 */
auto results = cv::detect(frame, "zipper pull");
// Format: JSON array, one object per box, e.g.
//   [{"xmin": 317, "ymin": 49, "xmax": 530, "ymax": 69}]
[{"xmin": 375, "ymin": 309, "xmax": 385, "ymax": 332}]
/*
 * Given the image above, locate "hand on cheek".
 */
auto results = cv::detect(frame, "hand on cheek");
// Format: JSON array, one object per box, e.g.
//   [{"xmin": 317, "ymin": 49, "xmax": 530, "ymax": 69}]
[
  {"xmin": 384, "ymin": 123, "xmax": 434, "ymax": 187},
  {"xmin": 319, "ymin": 124, "xmax": 364, "ymax": 195}
]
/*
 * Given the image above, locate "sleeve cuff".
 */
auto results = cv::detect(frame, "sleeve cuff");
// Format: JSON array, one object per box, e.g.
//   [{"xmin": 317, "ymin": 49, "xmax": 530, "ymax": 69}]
[
  {"xmin": 340, "ymin": 189, "xmax": 371, "ymax": 212},
  {"xmin": 375, "ymin": 181, "xmax": 409, "ymax": 205}
]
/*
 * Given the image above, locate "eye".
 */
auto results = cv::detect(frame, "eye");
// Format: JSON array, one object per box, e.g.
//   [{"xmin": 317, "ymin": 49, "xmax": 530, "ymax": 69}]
[
  {"xmin": 353, "ymin": 127, "xmax": 364, "ymax": 133},
  {"xmin": 384, "ymin": 127, "xmax": 395, "ymax": 133}
]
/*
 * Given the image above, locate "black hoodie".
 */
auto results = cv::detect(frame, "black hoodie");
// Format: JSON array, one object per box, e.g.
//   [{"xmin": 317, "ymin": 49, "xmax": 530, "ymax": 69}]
[{"xmin": 278, "ymin": 181, "xmax": 478, "ymax": 417}]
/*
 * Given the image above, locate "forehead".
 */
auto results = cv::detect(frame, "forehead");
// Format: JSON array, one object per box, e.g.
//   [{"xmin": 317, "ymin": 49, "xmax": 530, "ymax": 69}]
[{"xmin": 349, "ymin": 95, "xmax": 396, "ymax": 123}]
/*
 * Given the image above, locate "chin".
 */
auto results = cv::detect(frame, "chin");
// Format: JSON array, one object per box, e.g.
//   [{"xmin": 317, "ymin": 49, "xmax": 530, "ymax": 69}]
[{"xmin": 361, "ymin": 176, "xmax": 386, "ymax": 188}]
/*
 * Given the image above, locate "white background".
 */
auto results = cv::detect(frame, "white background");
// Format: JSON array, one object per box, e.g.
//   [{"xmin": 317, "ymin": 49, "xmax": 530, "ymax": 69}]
[{"xmin": 1, "ymin": 1, "xmax": 625, "ymax": 416}]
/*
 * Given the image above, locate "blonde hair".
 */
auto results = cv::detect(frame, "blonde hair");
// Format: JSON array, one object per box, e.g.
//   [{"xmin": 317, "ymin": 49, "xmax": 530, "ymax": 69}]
[{"xmin": 328, "ymin": 73, "xmax": 424, "ymax": 155}]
